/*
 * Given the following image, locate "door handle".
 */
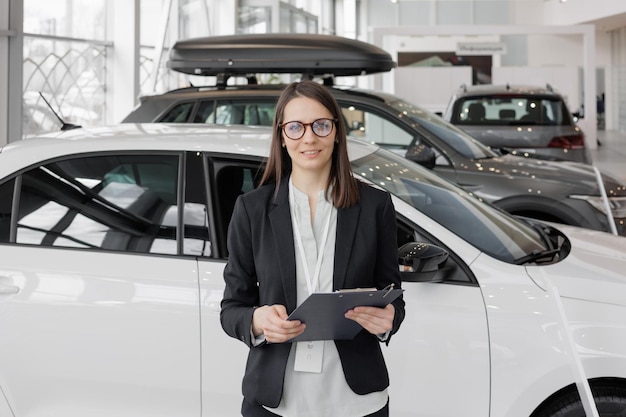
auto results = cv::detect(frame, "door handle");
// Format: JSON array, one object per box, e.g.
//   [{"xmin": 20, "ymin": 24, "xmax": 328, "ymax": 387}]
[
  {"xmin": 0, "ymin": 276, "xmax": 20, "ymax": 295},
  {"xmin": 0, "ymin": 285, "xmax": 19, "ymax": 295}
]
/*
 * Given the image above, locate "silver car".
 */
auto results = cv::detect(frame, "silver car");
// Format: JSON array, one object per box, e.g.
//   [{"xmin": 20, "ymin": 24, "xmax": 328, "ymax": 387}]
[{"xmin": 443, "ymin": 83, "xmax": 591, "ymax": 164}]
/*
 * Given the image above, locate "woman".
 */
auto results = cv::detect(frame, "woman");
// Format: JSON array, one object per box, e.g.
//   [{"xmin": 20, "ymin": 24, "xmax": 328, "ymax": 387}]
[{"xmin": 221, "ymin": 80, "xmax": 405, "ymax": 417}]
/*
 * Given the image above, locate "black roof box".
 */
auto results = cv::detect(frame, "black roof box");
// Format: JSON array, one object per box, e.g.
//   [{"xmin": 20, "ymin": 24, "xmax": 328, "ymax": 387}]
[{"xmin": 167, "ymin": 33, "xmax": 396, "ymax": 78}]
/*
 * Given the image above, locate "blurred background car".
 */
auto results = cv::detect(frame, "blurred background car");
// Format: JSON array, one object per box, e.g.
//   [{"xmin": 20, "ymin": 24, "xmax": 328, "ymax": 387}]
[
  {"xmin": 0, "ymin": 123, "xmax": 625, "ymax": 417},
  {"xmin": 442, "ymin": 83, "xmax": 590, "ymax": 164},
  {"xmin": 122, "ymin": 34, "xmax": 626, "ymax": 236}
]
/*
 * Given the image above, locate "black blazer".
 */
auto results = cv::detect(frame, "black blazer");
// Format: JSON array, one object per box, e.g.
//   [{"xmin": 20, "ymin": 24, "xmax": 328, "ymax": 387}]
[{"xmin": 220, "ymin": 177, "xmax": 405, "ymax": 408}]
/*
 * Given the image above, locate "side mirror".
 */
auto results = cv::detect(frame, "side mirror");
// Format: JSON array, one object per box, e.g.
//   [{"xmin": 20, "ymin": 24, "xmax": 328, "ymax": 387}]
[
  {"xmin": 405, "ymin": 143, "xmax": 436, "ymax": 169},
  {"xmin": 398, "ymin": 242, "xmax": 449, "ymax": 282}
]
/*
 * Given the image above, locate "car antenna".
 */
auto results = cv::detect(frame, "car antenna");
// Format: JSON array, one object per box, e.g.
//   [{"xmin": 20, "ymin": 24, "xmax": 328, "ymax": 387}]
[{"xmin": 38, "ymin": 92, "xmax": 82, "ymax": 131}]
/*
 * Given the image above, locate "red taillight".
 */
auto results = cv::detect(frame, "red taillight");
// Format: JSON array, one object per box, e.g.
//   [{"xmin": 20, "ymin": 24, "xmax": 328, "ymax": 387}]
[{"xmin": 547, "ymin": 134, "xmax": 585, "ymax": 149}]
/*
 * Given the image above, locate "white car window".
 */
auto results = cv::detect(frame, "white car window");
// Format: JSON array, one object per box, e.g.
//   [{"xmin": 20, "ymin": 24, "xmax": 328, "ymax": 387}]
[{"xmin": 5, "ymin": 154, "xmax": 212, "ymax": 256}]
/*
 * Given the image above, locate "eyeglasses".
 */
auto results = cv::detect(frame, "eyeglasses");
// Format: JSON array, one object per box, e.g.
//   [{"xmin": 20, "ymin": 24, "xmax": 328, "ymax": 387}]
[{"xmin": 280, "ymin": 118, "xmax": 337, "ymax": 140}]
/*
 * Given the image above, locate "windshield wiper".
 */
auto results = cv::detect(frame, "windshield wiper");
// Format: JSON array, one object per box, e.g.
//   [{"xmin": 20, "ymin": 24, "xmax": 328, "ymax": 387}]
[
  {"xmin": 513, "ymin": 217, "xmax": 562, "ymax": 265},
  {"xmin": 518, "ymin": 217, "xmax": 556, "ymax": 248},
  {"xmin": 514, "ymin": 248, "xmax": 560, "ymax": 265}
]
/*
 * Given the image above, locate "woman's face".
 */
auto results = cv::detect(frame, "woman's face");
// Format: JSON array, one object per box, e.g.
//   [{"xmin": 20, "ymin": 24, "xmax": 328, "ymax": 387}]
[{"xmin": 281, "ymin": 96, "xmax": 336, "ymax": 177}]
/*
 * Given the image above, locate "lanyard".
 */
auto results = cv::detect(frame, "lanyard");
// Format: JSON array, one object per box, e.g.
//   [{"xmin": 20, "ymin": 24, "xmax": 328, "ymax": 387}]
[{"xmin": 289, "ymin": 180, "xmax": 333, "ymax": 296}]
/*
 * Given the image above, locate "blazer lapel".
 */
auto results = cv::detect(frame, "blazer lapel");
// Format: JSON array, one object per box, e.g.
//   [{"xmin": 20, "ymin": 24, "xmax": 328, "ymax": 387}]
[
  {"xmin": 268, "ymin": 179, "xmax": 298, "ymax": 312},
  {"xmin": 333, "ymin": 202, "xmax": 360, "ymax": 290}
]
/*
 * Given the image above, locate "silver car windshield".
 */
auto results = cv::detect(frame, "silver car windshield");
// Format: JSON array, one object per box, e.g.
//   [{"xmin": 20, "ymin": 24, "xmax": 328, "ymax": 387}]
[
  {"xmin": 351, "ymin": 148, "xmax": 546, "ymax": 263},
  {"xmin": 389, "ymin": 99, "xmax": 499, "ymax": 160}
]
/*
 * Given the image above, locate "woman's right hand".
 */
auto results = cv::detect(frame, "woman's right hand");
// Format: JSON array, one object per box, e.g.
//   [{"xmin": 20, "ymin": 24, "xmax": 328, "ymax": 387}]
[{"xmin": 252, "ymin": 304, "xmax": 306, "ymax": 343}]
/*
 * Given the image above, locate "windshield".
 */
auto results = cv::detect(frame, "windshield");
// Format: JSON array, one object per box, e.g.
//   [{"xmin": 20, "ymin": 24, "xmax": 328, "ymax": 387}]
[
  {"xmin": 388, "ymin": 99, "xmax": 498, "ymax": 160},
  {"xmin": 351, "ymin": 148, "xmax": 546, "ymax": 263}
]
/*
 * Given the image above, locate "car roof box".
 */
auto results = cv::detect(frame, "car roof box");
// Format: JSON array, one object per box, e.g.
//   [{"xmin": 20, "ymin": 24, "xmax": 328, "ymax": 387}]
[{"xmin": 167, "ymin": 33, "xmax": 396, "ymax": 78}]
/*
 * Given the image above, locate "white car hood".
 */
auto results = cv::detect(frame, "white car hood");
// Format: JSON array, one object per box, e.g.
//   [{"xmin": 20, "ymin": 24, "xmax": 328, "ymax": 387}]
[{"xmin": 526, "ymin": 225, "xmax": 626, "ymax": 307}]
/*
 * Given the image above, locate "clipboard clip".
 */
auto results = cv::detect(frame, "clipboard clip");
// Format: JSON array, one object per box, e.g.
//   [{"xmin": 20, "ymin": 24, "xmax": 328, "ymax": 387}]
[{"xmin": 382, "ymin": 283, "xmax": 395, "ymax": 297}]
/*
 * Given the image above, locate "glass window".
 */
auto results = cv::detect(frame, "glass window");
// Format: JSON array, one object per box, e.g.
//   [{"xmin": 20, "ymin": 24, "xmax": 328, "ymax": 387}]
[
  {"xmin": 213, "ymin": 163, "xmax": 263, "ymax": 257},
  {"xmin": 23, "ymin": 39, "xmax": 107, "ymax": 138},
  {"xmin": 161, "ymin": 102, "xmax": 196, "ymax": 123},
  {"xmin": 388, "ymin": 99, "xmax": 498, "ymax": 160},
  {"xmin": 22, "ymin": 0, "xmax": 108, "ymax": 138},
  {"xmin": 24, "ymin": 0, "xmax": 106, "ymax": 39},
  {"xmin": 453, "ymin": 96, "xmax": 568, "ymax": 126},
  {"xmin": 196, "ymin": 101, "xmax": 276, "ymax": 125},
  {"xmin": 351, "ymin": 148, "xmax": 546, "ymax": 263},
  {"xmin": 237, "ymin": 5, "xmax": 272, "ymax": 34},
  {"xmin": 339, "ymin": 104, "xmax": 414, "ymax": 152},
  {"xmin": 15, "ymin": 154, "xmax": 184, "ymax": 255}
]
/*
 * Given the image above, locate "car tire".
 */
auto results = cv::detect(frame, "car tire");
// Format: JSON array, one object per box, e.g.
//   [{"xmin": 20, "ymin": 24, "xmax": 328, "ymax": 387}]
[{"xmin": 532, "ymin": 382, "xmax": 626, "ymax": 417}]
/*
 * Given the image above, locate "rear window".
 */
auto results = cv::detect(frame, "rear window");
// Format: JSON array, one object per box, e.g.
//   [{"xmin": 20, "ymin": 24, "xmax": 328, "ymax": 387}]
[{"xmin": 452, "ymin": 95, "xmax": 571, "ymax": 126}]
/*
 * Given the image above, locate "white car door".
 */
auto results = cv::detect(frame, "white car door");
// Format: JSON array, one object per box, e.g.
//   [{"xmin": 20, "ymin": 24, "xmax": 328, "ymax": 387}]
[
  {"xmin": 198, "ymin": 260, "xmax": 248, "ymax": 417},
  {"xmin": 196, "ymin": 247, "xmax": 491, "ymax": 417},
  {"xmin": 384, "ymin": 213, "xmax": 491, "ymax": 416},
  {"xmin": 385, "ymin": 280, "xmax": 490, "ymax": 416},
  {"xmin": 0, "ymin": 152, "xmax": 202, "ymax": 417},
  {"xmin": 0, "ymin": 246, "xmax": 201, "ymax": 417},
  {"xmin": 198, "ymin": 162, "xmax": 256, "ymax": 416}
]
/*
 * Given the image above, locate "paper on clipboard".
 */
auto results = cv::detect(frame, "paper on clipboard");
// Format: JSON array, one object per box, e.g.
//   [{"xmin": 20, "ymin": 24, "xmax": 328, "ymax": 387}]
[{"xmin": 286, "ymin": 287, "xmax": 404, "ymax": 342}]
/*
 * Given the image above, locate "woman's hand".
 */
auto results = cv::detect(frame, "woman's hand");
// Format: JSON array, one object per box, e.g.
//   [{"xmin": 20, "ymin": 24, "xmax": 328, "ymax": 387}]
[
  {"xmin": 252, "ymin": 304, "xmax": 306, "ymax": 343},
  {"xmin": 345, "ymin": 303, "xmax": 395, "ymax": 335}
]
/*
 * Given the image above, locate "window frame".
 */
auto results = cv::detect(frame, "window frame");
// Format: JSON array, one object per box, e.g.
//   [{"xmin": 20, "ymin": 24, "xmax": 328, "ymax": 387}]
[{"xmin": 0, "ymin": 150, "xmax": 199, "ymax": 257}]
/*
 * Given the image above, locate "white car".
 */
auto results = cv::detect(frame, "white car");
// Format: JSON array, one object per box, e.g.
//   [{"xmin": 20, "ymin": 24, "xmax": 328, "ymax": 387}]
[{"xmin": 0, "ymin": 124, "xmax": 625, "ymax": 417}]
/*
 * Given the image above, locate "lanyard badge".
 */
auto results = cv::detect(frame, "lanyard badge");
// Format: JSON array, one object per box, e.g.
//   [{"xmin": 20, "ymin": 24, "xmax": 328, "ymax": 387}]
[{"xmin": 289, "ymin": 181, "xmax": 333, "ymax": 373}]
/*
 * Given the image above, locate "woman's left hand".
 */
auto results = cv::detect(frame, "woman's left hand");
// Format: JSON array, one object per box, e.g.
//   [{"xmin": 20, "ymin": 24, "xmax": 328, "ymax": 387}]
[{"xmin": 345, "ymin": 303, "xmax": 395, "ymax": 335}]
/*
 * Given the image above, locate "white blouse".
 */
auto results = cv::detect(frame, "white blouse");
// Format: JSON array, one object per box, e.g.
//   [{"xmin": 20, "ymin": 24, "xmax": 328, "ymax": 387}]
[{"xmin": 266, "ymin": 180, "xmax": 388, "ymax": 417}]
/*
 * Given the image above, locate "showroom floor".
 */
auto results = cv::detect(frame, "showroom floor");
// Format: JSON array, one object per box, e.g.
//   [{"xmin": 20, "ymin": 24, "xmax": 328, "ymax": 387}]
[{"xmin": 592, "ymin": 130, "xmax": 626, "ymax": 183}]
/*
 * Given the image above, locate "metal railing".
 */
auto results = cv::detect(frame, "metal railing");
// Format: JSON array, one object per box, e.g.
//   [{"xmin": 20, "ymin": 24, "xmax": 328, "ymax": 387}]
[{"xmin": 22, "ymin": 33, "xmax": 111, "ymax": 137}]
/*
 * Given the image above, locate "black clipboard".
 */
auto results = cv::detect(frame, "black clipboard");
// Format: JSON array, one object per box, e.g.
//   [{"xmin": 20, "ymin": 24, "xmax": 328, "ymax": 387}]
[{"xmin": 286, "ymin": 287, "xmax": 404, "ymax": 342}]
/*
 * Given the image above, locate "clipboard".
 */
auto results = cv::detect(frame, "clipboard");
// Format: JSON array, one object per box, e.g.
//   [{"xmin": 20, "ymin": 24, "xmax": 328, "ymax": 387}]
[{"xmin": 286, "ymin": 286, "xmax": 404, "ymax": 342}]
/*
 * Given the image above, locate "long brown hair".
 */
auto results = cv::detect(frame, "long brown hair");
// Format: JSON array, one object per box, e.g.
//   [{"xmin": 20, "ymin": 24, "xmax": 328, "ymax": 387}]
[{"xmin": 259, "ymin": 80, "xmax": 360, "ymax": 208}]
